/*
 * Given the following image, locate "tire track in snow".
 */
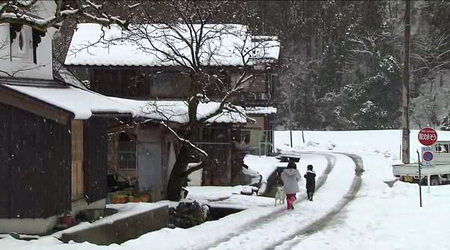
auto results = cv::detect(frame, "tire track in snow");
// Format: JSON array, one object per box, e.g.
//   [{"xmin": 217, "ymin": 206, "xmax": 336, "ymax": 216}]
[
  {"xmin": 266, "ymin": 153, "xmax": 364, "ymax": 250},
  {"xmin": 191, "ymin": 153, "xmax": 336, "ymax": 250}
]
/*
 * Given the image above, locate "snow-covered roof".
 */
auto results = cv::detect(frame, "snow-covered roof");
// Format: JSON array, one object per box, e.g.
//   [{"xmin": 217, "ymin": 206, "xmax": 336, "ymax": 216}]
[
  {"xmin": 3, "ymin": 84, "xmax": 136, "ymax": 120},
  {"xmin": 53, "ymin": 61, "xmax": 88, "ymax": 90},
  {"xmin": 1, "ymin": 80, "xmax": 246, "ymax": 123},
  {"xmin": 245, "ymin": 106, "xmax": 277, "ymax": 115},
  {"xmin": 65, "ymin": 23, "xmax": 280, "ymax": 67},
  {"xmin": 110, "ymin": 97, "xmax": 248, "ymax": 124}
]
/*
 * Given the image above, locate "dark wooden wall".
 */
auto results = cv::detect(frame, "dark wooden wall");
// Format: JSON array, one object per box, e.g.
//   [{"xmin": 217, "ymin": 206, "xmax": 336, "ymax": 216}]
[
  {"xmin": 0, "ymin": 103, "xmax": 71, "ymax": 219},
  {"xmin": 86, "ymin": 117, "xmax": 109, "ymax": 203},
  {"xmin": 199, "ymin": 125, "xmax": 233, "ymax": 185},
  {"xmin": 90, "ymin": 68, "xmax": 190, "ymax": 99}
]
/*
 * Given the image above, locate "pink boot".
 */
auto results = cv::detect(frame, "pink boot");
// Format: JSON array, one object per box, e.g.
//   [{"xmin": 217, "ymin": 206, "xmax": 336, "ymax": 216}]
[{"xmin": 286, "ymin": 194, "xmax": 296, "ymax": 209}]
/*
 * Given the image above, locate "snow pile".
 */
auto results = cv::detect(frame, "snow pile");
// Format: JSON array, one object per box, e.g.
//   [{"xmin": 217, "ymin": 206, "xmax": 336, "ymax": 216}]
[
  {"xmin": 186, "ymin": 186, "xmax": 243, "ymax": 202},
  {"xmin": 186, "ymin": 186, "xmax": 274, "ymax": 209},
  {"xmin": 244, "ymin": 155, "xmax": 280, "ymax": 183}
]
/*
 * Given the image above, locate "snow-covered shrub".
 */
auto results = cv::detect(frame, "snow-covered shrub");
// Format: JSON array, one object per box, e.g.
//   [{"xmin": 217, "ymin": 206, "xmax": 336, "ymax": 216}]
[{"xmin": 169, "ymin": 201, "xmax": 210, "ymax": 228}]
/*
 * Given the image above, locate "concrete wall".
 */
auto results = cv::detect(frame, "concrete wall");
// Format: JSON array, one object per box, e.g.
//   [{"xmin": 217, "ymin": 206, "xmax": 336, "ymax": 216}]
[
  {"xmin": 61, "ymin": 205, "xmax": 169, "ymax": 245},
  {"xmin": 71, "ymin": 199, "xmax": 106, "ymax": 217},
  {"xmin": 0, "ymin": 216, "xmax": 58, "ymax": 235}
]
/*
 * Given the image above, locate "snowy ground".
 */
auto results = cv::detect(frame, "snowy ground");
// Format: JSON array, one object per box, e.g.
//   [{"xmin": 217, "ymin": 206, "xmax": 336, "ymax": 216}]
[
  {"xmin": 277, "ymin": 152, "xmax": 450, "ymax": 250},
  {"xmin": 273, "ymin": 130, "xmax": 450, "ymax": 250},
  {"xmin": 275, "ymin": 129, "xmax": 450, "ymax": 163},
  {"xmin": 4, "ymin": 130, "xmax": 450, "ymax": 250}
]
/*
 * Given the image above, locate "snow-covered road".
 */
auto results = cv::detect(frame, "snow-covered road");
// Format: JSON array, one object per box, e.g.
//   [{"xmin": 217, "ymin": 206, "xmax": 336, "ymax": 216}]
[{"xmin": 192, "ymin": 152, "xmax": 362, "ymax": 250}]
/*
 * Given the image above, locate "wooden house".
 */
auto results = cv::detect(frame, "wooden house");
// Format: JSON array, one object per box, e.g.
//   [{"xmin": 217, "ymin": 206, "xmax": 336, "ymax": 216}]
[
  {"xmin": 0, "ymin": 1, "xmax": 135, "ymax": 234},
  {"xmin": 107, "ymin": 98, "xmax": 247, "ymax": 193},
  {"xmin": 65, "ymin": 23, "xmax": 279, "ymax": 187}
]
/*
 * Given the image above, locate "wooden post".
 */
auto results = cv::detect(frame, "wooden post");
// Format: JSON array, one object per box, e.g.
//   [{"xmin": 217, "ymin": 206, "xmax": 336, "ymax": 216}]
[
  {"xmin": 402, "ymin": 0, "xmax": 411, "ymax": 164},
  {"xmin": 417, "ymin": 150, "xmax": 423, "ymax": 208}
]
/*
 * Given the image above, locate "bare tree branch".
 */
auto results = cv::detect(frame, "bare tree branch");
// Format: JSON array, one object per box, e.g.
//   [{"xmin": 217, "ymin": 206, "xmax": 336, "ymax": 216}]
[
  {"xmin": 0, "ymin": 0, "xmax": 133, "ymax": 30},
  {"xmin": 181, "ymin": 161, "xmax": 203, "ymax": 178},
  {"xmin": 158, "ymin": 121, "xmax": 208, "ymax": 157}
]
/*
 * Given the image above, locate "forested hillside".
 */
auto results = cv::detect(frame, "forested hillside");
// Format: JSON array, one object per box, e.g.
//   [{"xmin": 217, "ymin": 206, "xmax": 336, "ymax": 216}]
[{"xmin": 55, "ymin": 0, "xmax": 450, "ymax": 130}]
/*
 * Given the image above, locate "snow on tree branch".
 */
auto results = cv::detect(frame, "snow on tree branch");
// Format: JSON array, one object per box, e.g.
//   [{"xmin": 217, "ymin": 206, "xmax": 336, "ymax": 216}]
[
  {"xmin": 182, "ymin": 161, "xmax": 204, "ymax": 178},
  {"xmin": 0, "ymin": 0, "xmax": 133, "ymax": 30},
  {"xmin": 158, "ymin": 121, "xmax": 208, "ymax": 158}
]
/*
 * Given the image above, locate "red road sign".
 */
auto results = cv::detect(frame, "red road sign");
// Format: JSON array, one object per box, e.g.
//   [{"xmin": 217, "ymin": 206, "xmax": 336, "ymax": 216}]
[{"xmin": 418, "ymin": 127, "xmax": 438, "ymax": 146}]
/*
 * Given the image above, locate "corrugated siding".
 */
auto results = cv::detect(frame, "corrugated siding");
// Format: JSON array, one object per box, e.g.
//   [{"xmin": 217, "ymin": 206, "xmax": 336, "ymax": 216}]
[{"xmin": 0, "ymin": 103, "xmax": 71, "ymax": 219}]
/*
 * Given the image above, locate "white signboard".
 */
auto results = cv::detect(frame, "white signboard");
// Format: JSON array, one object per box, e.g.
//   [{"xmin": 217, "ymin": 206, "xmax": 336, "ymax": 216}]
[{"xmin": 421, "ymin": 146, "xmax": 435, "ymax": 167}]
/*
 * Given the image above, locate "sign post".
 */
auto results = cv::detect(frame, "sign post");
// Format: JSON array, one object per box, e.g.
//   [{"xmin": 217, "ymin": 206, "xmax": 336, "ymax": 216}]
[
  {"xmin": 421, "ymin": 147, "xmax": 435, "ymax": 168},
  {"xmin": 417, "ymin": 128, "xmax": 438, "ymax": 203},
  {"xmin": 417, "ymin": 127, "xmax": 438, "ymax": 206},
  {"xmin": 422, "ymin": 146, "xmax": 435, "ymax": 193},
  {"xmin": 416, "ymin": 150, "xmax": 423, "ymax": 208}
]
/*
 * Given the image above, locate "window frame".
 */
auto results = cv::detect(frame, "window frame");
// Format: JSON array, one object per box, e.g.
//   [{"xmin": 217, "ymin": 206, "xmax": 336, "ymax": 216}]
[
  {"xmin": 10, "ymin": 24, "xmax": 33, "ymax": 63},
  {"xmin": 118, "ymin": 134, "xmax": 137, "ymax": 170}
]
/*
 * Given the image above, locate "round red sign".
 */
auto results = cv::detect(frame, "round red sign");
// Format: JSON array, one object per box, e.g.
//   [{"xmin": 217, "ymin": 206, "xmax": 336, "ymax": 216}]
[{"xmin": 418, "ymin": 127, "xmax": 438, "ymax": 146}]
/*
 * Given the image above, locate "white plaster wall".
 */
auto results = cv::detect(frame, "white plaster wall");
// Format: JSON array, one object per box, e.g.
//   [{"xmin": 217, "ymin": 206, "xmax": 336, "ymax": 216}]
[
  {"xmin": 136, "ymin": 129, "xmax": 163, "ymax": 192},
  {"xmin": 166, "ymin": 142, "xmax": 177, "ymax": 185},
  {"xmin": 187, "ymin": 168, "xmax": 203, "ymax": 186},
  {"xmin": 0, "ymin": 0, "xmax": 57, "ymax": 79}
]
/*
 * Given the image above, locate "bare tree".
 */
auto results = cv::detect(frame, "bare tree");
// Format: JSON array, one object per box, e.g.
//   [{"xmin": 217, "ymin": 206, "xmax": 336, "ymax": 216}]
[
  {"xmin": 412, "ymin": 31, "xmax": 450, "ymax": 80},
  {"xmin": 77, "ymin": 0, "xmax": 277, "ymax": 200},
  {"xmin": 0, "ymin": 0, "xmax": 133, "ymax": 30}
]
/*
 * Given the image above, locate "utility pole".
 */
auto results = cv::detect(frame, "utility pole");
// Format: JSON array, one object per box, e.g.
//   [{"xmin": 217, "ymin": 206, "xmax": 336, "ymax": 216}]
[
  {"xmin": 288, "ymin": 82, "xmax": 293, "ymax": 148},
  {"xmin": 402, "ymin": 0, "xmax": 411, "ymax": 164}
]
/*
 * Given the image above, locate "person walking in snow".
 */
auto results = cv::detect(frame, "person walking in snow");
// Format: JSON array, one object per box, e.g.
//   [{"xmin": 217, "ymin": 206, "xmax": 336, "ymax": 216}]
[
  {"xmin": 281, "ymin": 161, "xmax": 301, "ymax": 210},
  {"xmin": 304, "ymin": 165, "xmax": 316, "ymax": 201}
]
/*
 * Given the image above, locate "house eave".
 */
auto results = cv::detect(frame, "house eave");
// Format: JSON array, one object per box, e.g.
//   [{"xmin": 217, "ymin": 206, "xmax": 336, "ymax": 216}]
[{"xmin": 0, "ymin": 84, "xmax": 72, "ymax": 125}]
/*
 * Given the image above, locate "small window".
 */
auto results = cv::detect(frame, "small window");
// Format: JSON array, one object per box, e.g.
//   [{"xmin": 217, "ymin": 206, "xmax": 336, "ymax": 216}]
[
  {"xmin": 118, "ymin": 133, "xmax": 137, "ymax": 169},
  {"xmin": 150, "ymin": 72, "xmax": 189, "ymax": 98},
  {"xmin": 248, "ymin": 74, "xmax": 267, "ymax": 93},
  {"xmin": 10, "ymin": 24, "xmax": 33, "ymax": 62},
  {"xmin": 120, "ymin": 69, "xmax": 149, "ymax": 98},
  {"xmin": 242, "ymin": 131, "xmax": 251, "ymax": 144},
  {"xmin": 436, "ymin": 144, "xmax": 449, "ymax": 154}
]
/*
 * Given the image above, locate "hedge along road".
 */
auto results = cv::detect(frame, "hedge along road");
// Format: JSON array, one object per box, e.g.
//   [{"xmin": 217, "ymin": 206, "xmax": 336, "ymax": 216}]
[{"xmin": 203, "ymin": 152, "xmax": 363, "ymax": 250}]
